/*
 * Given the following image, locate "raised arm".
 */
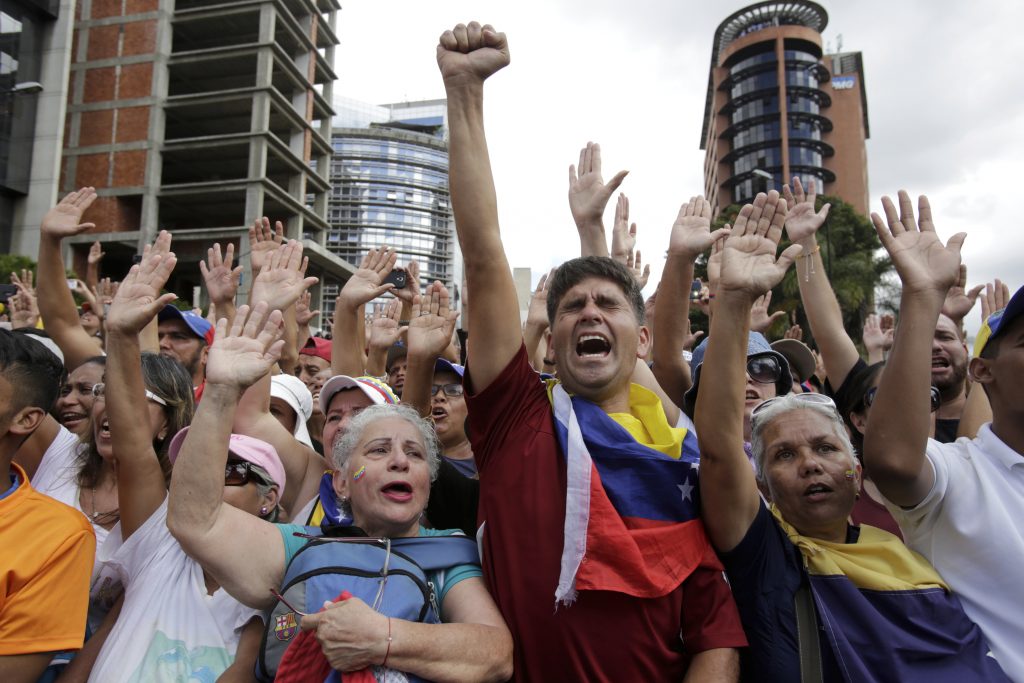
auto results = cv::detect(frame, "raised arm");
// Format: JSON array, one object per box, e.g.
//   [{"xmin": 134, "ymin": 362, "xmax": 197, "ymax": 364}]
[
  {"xmin": 523, "ymin": 269, "xmax": 553, "ymax": 372},
  {"xmin": 568, "ymin": 142, "xmax": 627, "ymax": 258},
  {"xmin": 403, "ymin": 282, "xmax": 460, "ymax": 418},
  {"xmin": 696, "ymin": 192, "xmax": 801, "ymax": 552},
  {"xmin": 167, "ymin": 304, "xmax": 288, "ymax": 609},
  {"xmin": 331, "ymin": 247, "xmax": 397, "ymax": 377},
  {"xmin": 234, "ymin": 241, "xmax": 322, "ymax": 517},
  {"xmin": 940, "ymin": 264, "xmax": 983, "ymax": 334},
  {"xmin": 104, "ymin": 231, "xmax": 179, "ymax": 538},
  {"xmin": 36, "ymin": 188, "xmax": 105, "ymax": 370},
  {"xmin": 863, "ymin": 192, "xmax": 965, "ymax": 507},
  {"xmin": 781, "ymin": 179, "xmax": 860, "ymax": 389},
  {"xmin": 653, "ymin": 196, "xmax": 728, "ymax": 408},
  {"xmin": 85, "ymin": 241, "xmax": 104, "ymax": 293},
  {"xmin": 437, "ymin": 22, "xmax": 521, "ymax": 391},
  {"xmin": 199, "ymin": 242, "xmax": 241, "ymax": 329}
]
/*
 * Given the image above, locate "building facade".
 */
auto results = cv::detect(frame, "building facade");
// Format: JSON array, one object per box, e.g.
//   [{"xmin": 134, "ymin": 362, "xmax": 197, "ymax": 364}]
[
  {"xmin": 701, "ymin": 1, "xmax": 869, "ymax": 216},
  {"xmin": 323, "ymin": 98, "xmax": 458, "ymax": 319},
  {"xmin": 8, "ymin": 0, "xmax": 354, "ymax": 304}
]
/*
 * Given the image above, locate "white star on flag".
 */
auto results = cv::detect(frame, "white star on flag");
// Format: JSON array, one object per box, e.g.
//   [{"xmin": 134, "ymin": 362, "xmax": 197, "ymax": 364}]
[{"xmin": 678, "ymin": 481, "xmax": 695, "ymax": 503}]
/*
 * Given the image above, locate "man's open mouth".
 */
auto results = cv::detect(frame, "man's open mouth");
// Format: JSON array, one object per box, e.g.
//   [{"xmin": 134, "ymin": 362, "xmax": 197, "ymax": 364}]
[{"xmin": 576, "ymin": 334, "xmax": 611, "ymax": 357}]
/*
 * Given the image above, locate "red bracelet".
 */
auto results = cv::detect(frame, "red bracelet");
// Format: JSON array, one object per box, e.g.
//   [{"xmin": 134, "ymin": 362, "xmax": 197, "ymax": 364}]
[{"xmin": 382, "ymin": 616, "xmax": 393, "ymax": 668}]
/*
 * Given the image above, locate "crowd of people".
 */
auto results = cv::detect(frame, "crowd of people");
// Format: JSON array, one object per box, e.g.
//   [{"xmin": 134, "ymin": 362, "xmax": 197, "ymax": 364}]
[{"xmin": 1, "ymin": 21, "xmax": 1022, "ymax": 683}]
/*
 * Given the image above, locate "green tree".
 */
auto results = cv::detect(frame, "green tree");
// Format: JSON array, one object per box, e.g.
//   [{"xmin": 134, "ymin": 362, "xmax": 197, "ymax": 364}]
[
  {"xmin": 0, "ymin": 254, "xmax": 36, "ymax": 284},
  {"xmin": 693, "ymin": 194, "xmax": 891, "ymax": 349}
]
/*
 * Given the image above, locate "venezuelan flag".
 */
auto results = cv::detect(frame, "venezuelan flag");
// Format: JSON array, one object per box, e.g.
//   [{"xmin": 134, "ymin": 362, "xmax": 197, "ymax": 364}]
[
  {"xmin": 549, "ymin": 383, "xmax": 720, "ymax": 604},
  {"xmin": 774, "ymin": 509, "xmax": 1010, "ymax": 682}
]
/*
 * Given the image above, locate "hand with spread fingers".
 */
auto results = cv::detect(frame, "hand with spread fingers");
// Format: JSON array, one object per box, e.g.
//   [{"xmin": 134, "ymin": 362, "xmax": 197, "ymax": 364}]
[
  {"xmin": 337, "ymin": 246, "xmax": 399, "ymax": 313},
  {"xmin": 870, "ymin": 191, "xmax": 965, "ymax": 297},
  {"xmin": 783, "ymin": 323, "xmax": 803, "ymax": 341},
  {"xmin": 408, "ymin": 281, "xmax": 460, "ymax": 362},
  {"xmin": 862, "ymin": 313, "xmax": 894, "ymax": 364},
  {"xmin": 979, "ymin": 278, "xmax": 1009, "ymax": 324},
  {"xmin": 248, "ymin": 217, "xmax": 285, "ymax": 278},
  {"xmin": 205, "ymin": 303, "xmax": 286, "ymax": 390},
  {"xmin": 368, "ymin": 298, "xmax": 406, "ymax": 354},
  {"xmin": 749, "ymin": 291, "xmax": 786, "ymax": 334},
  {"xmin": 8, "ymin": 286, "xmax": 39, "ymax": 329},
  {"xmin": 526, "ymin": 269, "xmax": 554, "ymax": 331},
  {"xmin": 718, "ymin": 191, "xmax": 802, "ymax": 300},
  {"xmin": 941, "ymin": 263, "xmax": 983, "ymax": 325},
  {"xmin": 106, "ymin": 231, "xmax": 178, "ymax": 335},
  {"xmin": 668, "ymin": 195, "xmax": 730, "ymax": 260},
  {"xmin": 568, "ymin": 142, "xmax": 628, "ymax": 254},
  {"xmin": 781, "ymin": 177, "xmax": 830, "ymax": 246},
  {"xmin": 201, "ymin": 242, "xmax": 243, "ymax": 308},
  {"xmin": 610, "ymin": 193, "xmax": 637, "ymax": 263},
  {"xmin": 391, "ymin": 260, "xmax": 421, "ymax": 307},
  {"xmin": 41, "ymin": 187, "xmax": 99, "ymax": 238},
  {"xmin": 250, "ymin": 240, "xmax": 318, "ymax": 314},
  {"xmin": 295, "ymin": 290, "xmax": 320, "ymax": 328},
  {"xmin": 88, "ymin": 240, "xmax": 106, "ymax": 266}
]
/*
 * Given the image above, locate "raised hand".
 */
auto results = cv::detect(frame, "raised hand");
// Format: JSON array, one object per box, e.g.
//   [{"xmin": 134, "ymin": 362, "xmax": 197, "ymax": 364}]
[
  {"xmin": 610, "ymin": 193, "xmax": 637, "ymax": 263},
  {"xmin": 336, "ymin": 246, "xmax": 397, "ymax": 312},
  {"xmin": 980, "ymin": 278, "xmax": 1010, "ymax": 323},
  {"xmin": 41, "ymin": 187, "xmax": 98, "ymax": 238},
  {"xmin": 436, "ymin": 21, "xmax": 510, "ymax": 86},
  {"xmin": 106, "ymin": 231, "xmax": 178, "ymax": 334},
  {"xmin": 568, "ymin": 142, "xmax": 628, "ymax": 235},
  {"xmin": 862, "ymin": 312, "xmax": 894, "ymax": 360},
  {"xmin": 668, "ymin": 195, "xmax": 730, "ymax": 259},
  {"xmin": 681, "ymin": 317, "xmax": 704, "ymax": 351},
  {"xmin": 783, "ymin": 323, "xmax": 804, "ymax": 341},
  {"xmin": 200, "ymin": 242, "xmax": 243, "ymax": 306},
  {"xmin": 295, "ymin": 290, "xmax": 320, "ymax": 328},
  {"xmin": 94, "ymin": 277, "xmax": 119, "ymax": 310},
  {"xmin": 249, "ymin": 240, "xmax": 318, "ymax": 313},
  {"xmin": 749, "ymin": 291, "xmax": 786, "ymax": 334},
  {"xmin": 870, "ymin": 191, "xmax": 965, "ymax": 296},
  {"xmin": 526, "ymin": 268, "xmax": 554, "ymax": 329},
  {"xmin": 248, "ymin": 217, "xmax": 284, "ymax": 278},
  {"xmin": 782, "ymin": 177, "xmax": 830, "ymax": 245},
  {"xmin": 10, "ymin": 269, "xmax": 34, "ymax": 297},
  {"xmin": 367, "ymin": 298, "xmax": 406, "ymax": 352},
  {"xmin": 626, "ymin": 249, "xmax": 649, "ymax": 289},
  {"xmin": 205, "ymin": 303, "xmax": 286, "ymax": 389},
  {"xmin": 941, "ymin": 264, "xmax": 983, "ymax": 324},
  {"xmin": 718, "ymin": 191, "xmax": 802, "ymax": 299},
  {"xmin": 392, "ymin": 259, "xmax": 421, "ymax": 307},
  {"xmin": 407, "ymin": 281, "xmax": 460, "ymax": 361},
  {"xmin": 8, "ymin": 287, "xmax": 39, "ymax": 329},
  {"xmin": 88, "ymin": 240, "xmax": 105, "ymax": 266}
]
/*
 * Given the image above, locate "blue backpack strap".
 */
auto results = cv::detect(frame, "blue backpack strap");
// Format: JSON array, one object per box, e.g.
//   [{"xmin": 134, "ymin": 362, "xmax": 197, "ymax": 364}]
[{"xmin": 390, "ymin": 535, "xmax": 480, "ymax": 570}]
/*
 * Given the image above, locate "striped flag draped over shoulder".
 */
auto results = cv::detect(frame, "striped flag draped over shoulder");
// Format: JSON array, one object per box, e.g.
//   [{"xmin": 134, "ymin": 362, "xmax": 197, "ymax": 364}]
[{"xmin": 549, "ymin": 382, "xmax": 721, "ymax": 607}]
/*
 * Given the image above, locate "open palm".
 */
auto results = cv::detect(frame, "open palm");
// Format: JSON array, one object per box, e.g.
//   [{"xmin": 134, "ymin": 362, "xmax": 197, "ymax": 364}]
[
  {"xmin": 870, "ymin": 193, "xmax": 963, "ymax": 295},
  {"xmin": 407, "ymin": 283, "xmax": 459, "ymax": 359},
  {"xmin": 42, "ymin": 188, "xmax": 98, "ymax": 238},
  {"xmin": 206, "ymin": 304, "xmax": 284, "ymax": 388}
]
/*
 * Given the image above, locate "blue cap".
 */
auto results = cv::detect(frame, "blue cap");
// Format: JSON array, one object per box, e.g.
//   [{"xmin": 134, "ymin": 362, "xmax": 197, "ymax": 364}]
[
  {"xmin": 434, "ymin": 358, "xmax": 465, "ymax": 379},
  {"xmin": 683, "ymin": 331, "xmax": 791, "ymax": 416},
  {"xmin": 975, "ymin": 285, "xmax": 1024, "ymax": 357},
  {"xmin": 158, "ymin": 305, "xmax": 214, "ymax": 344}
]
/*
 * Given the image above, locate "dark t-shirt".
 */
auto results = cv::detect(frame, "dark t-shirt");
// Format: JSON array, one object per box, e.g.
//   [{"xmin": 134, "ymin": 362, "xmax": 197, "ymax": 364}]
[
  {"xmin": 424, "ymin": 458, "xmax": 479, "ymax": 537},
  {"xmin": 466, "ymin": 345, "xmax": 746, "ymax": 682},
  {"xmin": 934, "ymin": 418, "xmax": 960, "ymax": 444},
  {"xmin": 719, "ymin": 502, "xmax": 854, "ymax": 682}
]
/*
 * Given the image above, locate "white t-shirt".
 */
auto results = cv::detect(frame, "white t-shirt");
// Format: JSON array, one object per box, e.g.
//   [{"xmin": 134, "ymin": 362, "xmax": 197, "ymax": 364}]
[
  {"xmin": 30, "ymin": 428, "xmax": 121, "ymax": 634},
  {"xmin": 89, "ymin": 499, "xmax": 261, "ymax": 683},
  {"xmin": 884, "ymin": 424, "xmax": 1024, "ymax": 682}
]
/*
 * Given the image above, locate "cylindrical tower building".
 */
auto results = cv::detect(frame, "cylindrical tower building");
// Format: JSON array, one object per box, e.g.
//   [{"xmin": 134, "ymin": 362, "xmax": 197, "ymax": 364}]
[{"xmin": 701, "ymin": 1, "xmax": 869, "ymax": 216}]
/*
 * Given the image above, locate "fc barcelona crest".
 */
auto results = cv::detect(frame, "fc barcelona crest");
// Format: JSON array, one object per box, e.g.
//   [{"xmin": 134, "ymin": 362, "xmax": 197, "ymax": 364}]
[{"xmin": 275, "ymin": 612, "xmax": 298, "ymax": 641}]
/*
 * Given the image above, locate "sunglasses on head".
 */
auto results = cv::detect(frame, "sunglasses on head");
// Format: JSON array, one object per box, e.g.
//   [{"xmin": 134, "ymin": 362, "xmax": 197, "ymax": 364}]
[
  {"xmin": 863, "ymin": 385, "xmax": 941, "ymax": 413},
  {"xmin": 746, "ymin": 354, "xmax": 783, "ymax": 385},
  {"xmin": 751, "ymin": 391, "xmax": 837, "ymax": 420},
  {"xmin": 224, "ymin": 460, "xmax": 270, "ymax": 487},
  {"xmin": 430, "ymin": 383, "xmax": 464, "ymax": 398}
]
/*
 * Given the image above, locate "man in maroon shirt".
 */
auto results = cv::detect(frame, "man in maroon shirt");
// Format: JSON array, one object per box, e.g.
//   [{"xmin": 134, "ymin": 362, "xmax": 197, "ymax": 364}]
[{"xmin": 437, "ymin": 22, "xmax": 745, "ymax": 681}]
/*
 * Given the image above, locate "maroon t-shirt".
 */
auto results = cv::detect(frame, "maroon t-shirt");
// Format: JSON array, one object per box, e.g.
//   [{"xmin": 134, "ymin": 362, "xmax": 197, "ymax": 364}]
[{"xmin": 466, "ymin": 346, "xmax": 747, "ymax": 681}]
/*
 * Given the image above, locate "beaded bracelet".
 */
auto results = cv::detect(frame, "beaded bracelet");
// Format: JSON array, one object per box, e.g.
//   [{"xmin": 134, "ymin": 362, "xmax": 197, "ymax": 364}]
[{"xmin": 797, "ymin": 244, "xmax": 821, "ymax": 282}]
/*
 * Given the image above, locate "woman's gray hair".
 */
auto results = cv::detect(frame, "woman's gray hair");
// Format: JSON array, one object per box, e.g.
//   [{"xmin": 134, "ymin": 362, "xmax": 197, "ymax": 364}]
[
  {"xmin": 331, "ymin": 403, "xmax": 441, "ymax": 482},
  {"xmin": 248, "ymin": 463, "xmax": 281, "ymax": 522},
  {"xmin": 749, "ymin": 394, "xmax": 857, "ymax": 482}
]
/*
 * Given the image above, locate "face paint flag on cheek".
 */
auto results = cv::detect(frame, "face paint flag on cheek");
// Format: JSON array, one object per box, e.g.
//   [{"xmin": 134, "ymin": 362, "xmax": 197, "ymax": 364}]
[{"xmin": 353, "ymin": 465, "xmax": 366, "ymax": 482}]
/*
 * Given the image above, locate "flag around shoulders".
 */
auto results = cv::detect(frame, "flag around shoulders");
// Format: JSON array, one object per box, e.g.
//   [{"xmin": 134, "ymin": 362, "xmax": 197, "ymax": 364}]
[{"xmin": 549, "ymin": 382, "xmax": 721, "ymax": 607}]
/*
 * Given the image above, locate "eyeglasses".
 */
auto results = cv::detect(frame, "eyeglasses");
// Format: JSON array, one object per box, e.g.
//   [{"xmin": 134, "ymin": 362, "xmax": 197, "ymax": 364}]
[
  {"xmin": 863, "ymin": 385, "xmax": 941, "ymax": 413},
  {"xmin": 746, "ymin": 354, "xmax": 783, "ymax": 385},
  {"xmin": 91, "ymin": 383, "xmax": 168, "ymax": 407},
  {"xmin": 224, "ymin": 460, "xmax": 270, "ymax": 487},
  {"xmin": 430, "ymin": 383, "xmax": 464, "ymax": 398},
  {"xmin": 751, "ymin": 391, "xmax": 837, "ymax": 419}
]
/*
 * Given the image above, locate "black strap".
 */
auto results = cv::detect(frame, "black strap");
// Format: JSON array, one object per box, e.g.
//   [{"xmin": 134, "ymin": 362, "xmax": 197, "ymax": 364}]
[{"xmin": 794, "ymin": 581, "xmax": 823, "ymax": 683}]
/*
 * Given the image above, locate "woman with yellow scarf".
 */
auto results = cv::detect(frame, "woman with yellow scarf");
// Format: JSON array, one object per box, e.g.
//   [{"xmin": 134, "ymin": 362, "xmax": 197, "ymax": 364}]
[{"xmin": 689, "ymin": 190, "xmax": 1008, "ymax": 682}]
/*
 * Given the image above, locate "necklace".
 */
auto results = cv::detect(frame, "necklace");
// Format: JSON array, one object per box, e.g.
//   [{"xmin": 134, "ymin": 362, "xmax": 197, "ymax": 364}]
[{"xmin": 88, "ymin": 485, "xmax": 120, "ymax": 524}]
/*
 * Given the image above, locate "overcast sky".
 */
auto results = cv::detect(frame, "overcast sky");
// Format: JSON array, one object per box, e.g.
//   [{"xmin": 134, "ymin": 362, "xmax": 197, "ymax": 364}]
[{"xmin": 334, "ymin": 0, "xmax": 1024, "ymax": 339}]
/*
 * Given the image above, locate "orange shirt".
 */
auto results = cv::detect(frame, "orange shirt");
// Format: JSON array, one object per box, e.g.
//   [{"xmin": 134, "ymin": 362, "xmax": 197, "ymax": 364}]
[{"xmin": 0, "ymin": 462, "xmax": 95, "ymax": 655}]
